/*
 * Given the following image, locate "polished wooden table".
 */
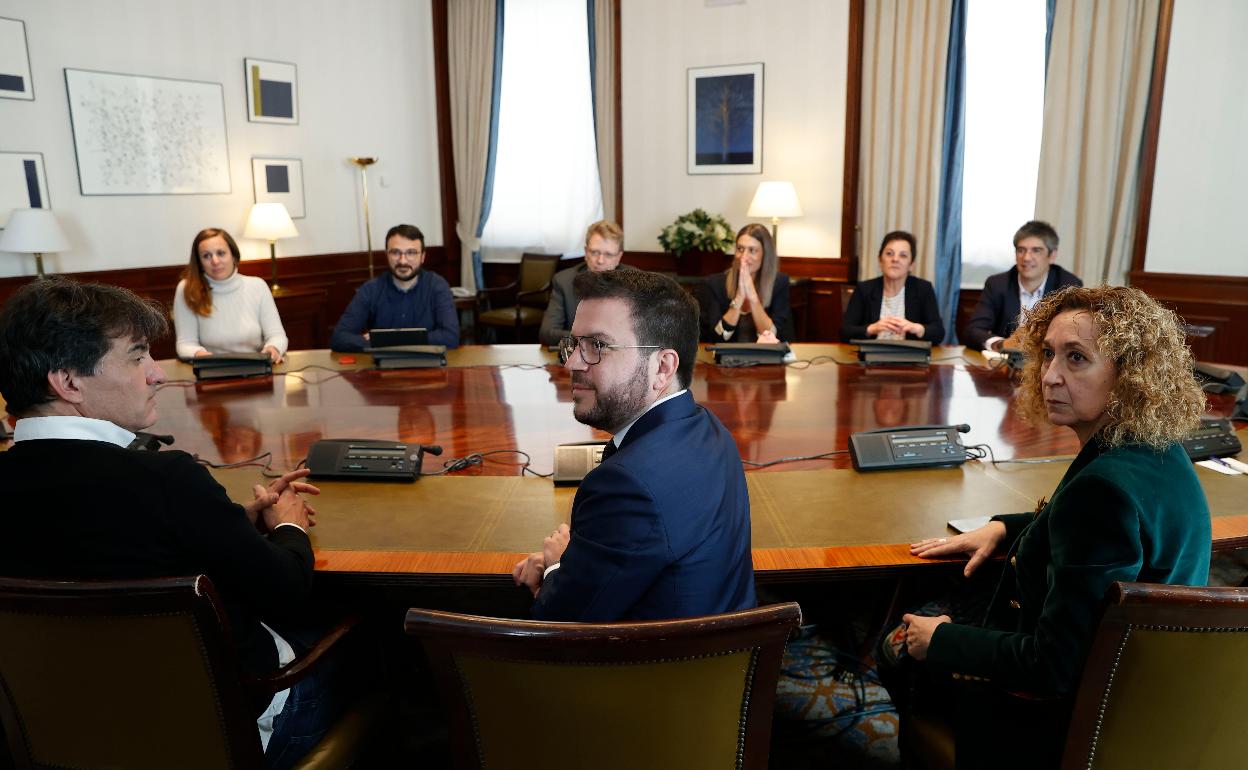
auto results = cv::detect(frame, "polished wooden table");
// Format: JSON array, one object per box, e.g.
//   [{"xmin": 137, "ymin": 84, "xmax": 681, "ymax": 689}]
[{"xmin": 120, "ymin": 344, "xmax": 1248, "ymax": 585}]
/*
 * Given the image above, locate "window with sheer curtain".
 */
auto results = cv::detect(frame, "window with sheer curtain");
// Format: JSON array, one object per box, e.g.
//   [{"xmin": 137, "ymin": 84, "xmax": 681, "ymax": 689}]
[
  {"xmin": 959, "ymin": 0, "xmax": 1046, "ymax": 287},
  {"xmin": 479, "ymin": 0, "xmax": 604, "ymax": 264}
]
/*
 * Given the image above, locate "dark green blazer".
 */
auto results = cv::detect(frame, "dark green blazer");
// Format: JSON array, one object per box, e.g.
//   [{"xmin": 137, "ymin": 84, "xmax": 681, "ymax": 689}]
[{"xmin": 928, "ymin": 436, "xmax": 1211, "ymax": 696}]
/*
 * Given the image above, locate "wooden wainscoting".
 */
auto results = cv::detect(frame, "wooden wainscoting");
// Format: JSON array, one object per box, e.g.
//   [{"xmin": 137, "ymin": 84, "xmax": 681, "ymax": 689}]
[
  {"xmin": 1129, "ymin": 271, "xmax": 1248, "ymax": 366},
  {"xmin": 0, "ymin": 247, "xmax": 454, "ymax": 360}
]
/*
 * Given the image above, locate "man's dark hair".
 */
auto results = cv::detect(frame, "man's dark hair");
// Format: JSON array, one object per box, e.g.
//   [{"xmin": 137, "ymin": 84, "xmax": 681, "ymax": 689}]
[
  {"xmin": 573, "ymin": 269, "xmax": 699, "ymax": 389},
  {"xmin": 1013, "ymin": 220, "xmax": 1059, "ymax": 252},
  {"xmin": 385, "ymin": 224, "xmax": 425, "ymax": 250},
  {"xmin": 0, "ymin": 277, "xmax": 168, "ymax": 416}
]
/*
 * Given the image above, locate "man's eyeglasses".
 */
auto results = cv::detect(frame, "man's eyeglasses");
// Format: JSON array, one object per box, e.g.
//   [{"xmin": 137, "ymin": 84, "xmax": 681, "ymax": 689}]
[
  {"xmin": 558, "ymin": 335, "xmax": 661, "ymax": 366},
  {"xmin": 387, "ymin": 249, "xmax": 423, "ymax": 259},
  {"xmin": 586, "ymin": 249, "xmax": 621, "ymax": 260}
]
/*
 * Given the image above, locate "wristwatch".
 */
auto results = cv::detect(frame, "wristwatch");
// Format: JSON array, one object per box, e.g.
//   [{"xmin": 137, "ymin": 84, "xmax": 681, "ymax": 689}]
[{"xmin": 732, "ymin": 296, "xmax": 745, "ymax": 311}]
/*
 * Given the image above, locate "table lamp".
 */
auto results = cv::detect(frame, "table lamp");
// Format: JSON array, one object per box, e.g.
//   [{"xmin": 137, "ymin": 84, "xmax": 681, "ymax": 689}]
[
  {"xmin": 747, "ymin": 181, "xmax": 803, "ymax": 245},
  {"xmin": 243, "ymin": 202, "xmax": 298, "ymax": 295},
  {"xmin": 0, "ymin": 208, "xmax": 70, "ymax": 279}
]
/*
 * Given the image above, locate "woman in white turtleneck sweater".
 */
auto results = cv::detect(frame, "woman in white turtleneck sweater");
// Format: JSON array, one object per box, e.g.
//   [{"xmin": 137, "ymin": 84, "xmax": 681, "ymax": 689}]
[{"xmin": 173, "ymin": 228, "xmax": 288, "ymax": 362}]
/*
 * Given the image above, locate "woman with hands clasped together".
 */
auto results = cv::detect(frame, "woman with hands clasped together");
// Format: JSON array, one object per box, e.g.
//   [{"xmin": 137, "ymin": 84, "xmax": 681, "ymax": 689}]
[
  {"xmin": 896, "ymin": 285, "xmax": 1211, "ymax": 768},
  {"xmin": 839, "ymin": 230, "xmax": 944, "ymax": 342},
  {"xmin": 698, "ymin": 223, "xmax": 792, "ymax": 344}
]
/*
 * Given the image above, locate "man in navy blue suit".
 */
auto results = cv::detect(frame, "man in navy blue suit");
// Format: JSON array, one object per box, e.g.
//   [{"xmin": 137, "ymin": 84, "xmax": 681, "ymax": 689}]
[{"xmin": 513, "ymin": 269, "xmax": 756, "ymax": 621}]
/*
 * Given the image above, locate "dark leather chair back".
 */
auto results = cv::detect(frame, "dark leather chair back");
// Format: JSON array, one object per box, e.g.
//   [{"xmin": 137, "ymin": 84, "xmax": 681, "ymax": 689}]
[
  {"xmin": 406, "ymin": 602, "xmax": 801, "ymax": 770},
  {"xmin": 1061, "ymin": 581, "xmax": 1248, "ymax": 769},
  {"xmin": 0, "ymin": 575, "xmax": 264, "ymax": 770}
]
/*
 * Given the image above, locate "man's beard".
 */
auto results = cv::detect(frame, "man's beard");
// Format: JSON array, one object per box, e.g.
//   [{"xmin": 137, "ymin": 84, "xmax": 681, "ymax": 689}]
[
  {"xmin": 390, "ymin": 263, "xmax": 421, "ymax": 282},
  {"xmin": 571, "ymin": 357, "xmax": 650, "ymax": 433}
]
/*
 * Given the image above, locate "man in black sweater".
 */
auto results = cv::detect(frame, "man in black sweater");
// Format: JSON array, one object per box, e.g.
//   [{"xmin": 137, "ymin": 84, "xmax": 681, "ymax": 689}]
[{"xmin": 0, "ymin": 278, "xmax": 332, "ymax": 769}]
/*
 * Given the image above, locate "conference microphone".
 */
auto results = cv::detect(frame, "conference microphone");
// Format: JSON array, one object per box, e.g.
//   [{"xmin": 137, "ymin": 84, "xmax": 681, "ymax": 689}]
[
  {"xmin": 849, "ymin": 423, "xmax": 972, "ymax": 471},
  {"xmin": 128, "ymin": 432, "xmax": 175, "ymax": 451}
]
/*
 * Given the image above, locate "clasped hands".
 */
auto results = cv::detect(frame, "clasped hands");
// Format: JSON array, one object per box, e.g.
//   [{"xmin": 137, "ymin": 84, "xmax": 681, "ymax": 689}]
[
  {"xmin": 901, "ymin": 521, "xmax": 1007, "ymax": 660},
  {"xmin": 512, "ymin": 523, "xmax": 570, "ymax": 597},
  {"xmin": 243, "ymin": 468, "xmax": 320, "ymax": 533},
  {"xmin": 868, "ymin": 316, "xmax": 923, "ymax": 338}
]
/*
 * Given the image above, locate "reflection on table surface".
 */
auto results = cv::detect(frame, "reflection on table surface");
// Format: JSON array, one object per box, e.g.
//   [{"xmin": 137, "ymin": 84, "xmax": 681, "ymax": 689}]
[
  {"xmin": 137, "ymin": 344, "xmax": 1248, "ymax": 580},
  {"xmin": 150, "ymin": 344, "xmax": 1119, "ymax": 475},
  {"xmin": 5, "ymin": 344, "xmax": 1242, "ymax": 579}
]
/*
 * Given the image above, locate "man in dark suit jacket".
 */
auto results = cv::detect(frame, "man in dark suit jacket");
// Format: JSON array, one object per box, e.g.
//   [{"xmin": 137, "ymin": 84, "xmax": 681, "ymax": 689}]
[
  {"xmin": 538, "ymin": 220, "xmax": 632, "ymax": 346},
  {"xmin": 0, "ymin": 278, "xmax": 334, "ymax": 767},
  {"xmin": 963, "ymin": 220, "xmax": 1082, "ymax": 351},
  {"xmin": 514, "ymin": 269, "xmax": 756, "ymax": 621}
]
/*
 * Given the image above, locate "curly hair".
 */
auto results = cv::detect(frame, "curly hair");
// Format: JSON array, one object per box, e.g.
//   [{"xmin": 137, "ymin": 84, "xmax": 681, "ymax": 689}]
[{"xmin": 1014, "ymin": 285, "xmax": 1205, "ymax": 449}]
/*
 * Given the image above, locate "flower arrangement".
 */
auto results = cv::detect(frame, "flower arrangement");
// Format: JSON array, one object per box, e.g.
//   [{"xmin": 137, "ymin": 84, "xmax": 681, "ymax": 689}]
[{"xmin": 657, "ymin": 208, "xmax": 735, "ymax": 256}]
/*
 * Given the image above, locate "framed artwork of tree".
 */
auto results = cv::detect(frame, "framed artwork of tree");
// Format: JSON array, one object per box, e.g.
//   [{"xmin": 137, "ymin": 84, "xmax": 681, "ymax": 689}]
[{"xmin": 687, "ymin": 62, "xmax": 763, "ymax": 174}]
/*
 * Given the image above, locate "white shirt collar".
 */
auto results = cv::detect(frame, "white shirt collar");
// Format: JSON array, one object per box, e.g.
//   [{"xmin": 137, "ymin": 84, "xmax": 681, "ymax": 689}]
[
  {"xmin": 1017, "ymin": 273, "xmax": 1048, "ymax": 310},
  {"xmin": 612, "ymin": 389, "xmax": 688, "ymax": 448},
  {"xmin": 13, "ymin": 416, "xmax": 137, "ymax": 448}
]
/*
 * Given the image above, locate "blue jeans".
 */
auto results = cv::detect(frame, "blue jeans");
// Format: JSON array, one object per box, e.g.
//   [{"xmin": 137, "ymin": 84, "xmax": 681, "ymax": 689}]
[{"xmin": 263, "ymin": 627, "xmax": 355, "ymax": 770}]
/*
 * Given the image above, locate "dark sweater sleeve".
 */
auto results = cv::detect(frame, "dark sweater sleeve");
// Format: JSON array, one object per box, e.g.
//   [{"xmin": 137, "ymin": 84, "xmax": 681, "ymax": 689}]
[
  {"xmin": 963, "ymin": 277, "xmax": 1005, "ymax": 350},
  {"xmin": 427, "ymin": 276, "xmax": 461, "ymax": 349},
  {"xmin": 163, "ymin": 453, "xmax": 314, "ymax": 626},
  {"xmin": 331, "ymin": 281, "xmax": 376, "ymax": 352}
]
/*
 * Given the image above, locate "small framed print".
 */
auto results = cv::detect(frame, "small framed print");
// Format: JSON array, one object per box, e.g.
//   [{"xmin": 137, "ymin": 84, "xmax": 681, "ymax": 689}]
[
  {"xmin": 252, "ymin": 157, "xmax": 304, "ymax": 218},
  {"xmin": 0, "ymin": 151, "xmax": 49, "ymax": 227},
  {"xmin": 0, "ymin": 17, "xmax": 34, "ymax": 100},
  {"xmin": 245, "ymin": 58, "xmax": 298, "ymax": 124},
  {"xmin": 688, "ymin": 62, "xmax": 763, "ymax": 175}
]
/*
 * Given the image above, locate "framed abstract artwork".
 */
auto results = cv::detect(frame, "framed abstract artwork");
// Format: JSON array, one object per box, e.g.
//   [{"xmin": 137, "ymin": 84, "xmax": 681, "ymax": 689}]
[
  {"xmin": 687, "ymin": 62, "xmax": 763, "ymax": 175},
  {"xmin": 0, "ymin": 151, "xmax": 49, "ymax": 227},
  {"xmin": 64, "ymin": 68, "xmax": 231, "ymax": 195},
  {"xmin": 252, "ymin": 157, "xmax": 305, "ymax": 218},
  {"xmin": 0, "ymin": 17, "xmax": 34, "ymax": 100},
  {"xmin": 245, "ymin": 58, "xmax": 298, "ymax": 125}
]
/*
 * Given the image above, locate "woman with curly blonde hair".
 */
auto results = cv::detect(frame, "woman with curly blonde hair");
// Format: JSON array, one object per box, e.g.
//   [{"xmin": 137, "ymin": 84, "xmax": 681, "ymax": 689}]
[{"xmin": 900, "ymin": 285, "xmax": 1212, "ymax": 767}]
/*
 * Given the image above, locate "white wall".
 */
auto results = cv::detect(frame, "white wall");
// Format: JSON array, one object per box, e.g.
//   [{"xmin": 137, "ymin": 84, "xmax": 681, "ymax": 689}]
[
  {"xmin": 1143, "ymin": 0, "xmax": 1248, "ymax": 277},
  {"xmin": 0, "ymin": 0, "xmax": 441, "ymax": 277},
  {"xmin": 621, "ymin": 0, "xmax": 848, "ymax": 258}
]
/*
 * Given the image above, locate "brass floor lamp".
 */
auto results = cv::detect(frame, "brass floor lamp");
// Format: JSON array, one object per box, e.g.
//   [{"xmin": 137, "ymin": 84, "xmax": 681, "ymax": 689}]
[{"xmin": 349, "ymin": 157, "xmax": 378, "ymax": 278}]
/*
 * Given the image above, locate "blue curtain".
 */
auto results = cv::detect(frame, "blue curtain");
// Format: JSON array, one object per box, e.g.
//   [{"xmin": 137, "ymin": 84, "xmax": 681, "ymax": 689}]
[
  {"xmin": 934, "ymin": 0, "xmax": 967, "ymax": 345},
  {"xmin": 1045, "ymin": 0, "xmax": 1056, "ymax": 76},
  {"xmin": 587, "ymin": 0, "xmax": 597, "ymax": 118},
  {"xmin": 474, "ymin": 0, "xmax": 506, "ymax": 290}
]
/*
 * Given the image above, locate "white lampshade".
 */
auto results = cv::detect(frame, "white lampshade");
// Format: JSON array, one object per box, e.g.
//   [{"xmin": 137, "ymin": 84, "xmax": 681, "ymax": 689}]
[
  {"xmin": 747, "ymin": 181, "xmax": 803, "ymax": 219},
  {"xmin": 243, "ymin": 203, "xmax": 298, "ymax": 241},
  {"xmin": 0, "ymin": 208, "xmax": 71, "ymax": 253}
]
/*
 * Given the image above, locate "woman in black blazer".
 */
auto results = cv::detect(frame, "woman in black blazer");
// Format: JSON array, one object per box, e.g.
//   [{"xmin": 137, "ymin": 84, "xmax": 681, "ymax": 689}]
[
  {"xmin": 840, "ymin": 230, "xmax": 944, "ymax": 343},
  {"xmin": 699, "ymin": 223, "xmax": 792, "ymax": 343}
]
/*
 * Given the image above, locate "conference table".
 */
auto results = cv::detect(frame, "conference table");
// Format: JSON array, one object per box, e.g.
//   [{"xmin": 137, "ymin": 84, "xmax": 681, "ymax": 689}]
[{"xmin": 116, "ymin": 343, "xmax": 1248, "ymax": 598}]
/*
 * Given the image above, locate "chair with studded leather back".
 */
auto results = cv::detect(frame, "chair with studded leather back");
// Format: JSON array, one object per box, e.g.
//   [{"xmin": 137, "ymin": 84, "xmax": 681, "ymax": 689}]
[
  {"xmin": 1060, "ymin": 581, "xmax": 1248, "ymax": 769},
  {"xmin": 405, "ymin": 602, "xmax": 802, "ymax": 770},
  {"xmin": 0, "ymin": 575, "xmax": 387, "ymax": 770},
  {"xmin": 900, "ymin": 581, "xmax": 1248, "ymax": 770},
  {"xmin": 475, "ymin": 252, "xmax": 561, "ymax": 342}
]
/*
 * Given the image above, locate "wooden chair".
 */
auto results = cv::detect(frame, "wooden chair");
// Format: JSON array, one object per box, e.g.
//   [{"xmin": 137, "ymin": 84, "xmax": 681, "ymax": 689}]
[
  {"xmin": 900, "ymin": 581, "xmax": 1248, "ymax": 770},
  {"xmin": 0, "ymin": 575, "xmax": 384, "ymax": 770},
  {"xmin": 476, "ymin": 252, "xmax": 561, "ymax": 342},
  {"xmin": 405, "ymin": 602, "xmax": 802, "ymax": 769},
  {"xmin": 1061, "ymin": 581, "xmax": 1248, "ymax": 769}
]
